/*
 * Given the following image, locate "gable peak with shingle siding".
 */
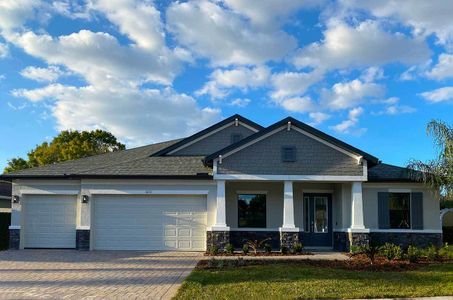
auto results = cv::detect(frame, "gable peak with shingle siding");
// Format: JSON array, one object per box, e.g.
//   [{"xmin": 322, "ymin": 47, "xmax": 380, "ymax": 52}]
[
  {"xmin": 151, "ymin": 114, "xmax": 263, "ymax": 157},
  {"xmin": 204, "ymin": 116, "xmax": 379, "ymax": 166}
]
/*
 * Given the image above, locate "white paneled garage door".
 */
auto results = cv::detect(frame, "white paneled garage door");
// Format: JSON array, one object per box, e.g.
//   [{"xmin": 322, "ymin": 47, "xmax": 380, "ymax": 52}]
[
  {"xmin": 93, "ymin": 195, "xmax": 207, "ymax": 251},
  {"xmin": 23, "ymin": 195, "xmax": 77, "ymax": 248}
]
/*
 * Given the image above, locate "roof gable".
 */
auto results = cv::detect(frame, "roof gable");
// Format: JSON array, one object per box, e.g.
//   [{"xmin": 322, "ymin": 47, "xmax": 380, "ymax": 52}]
[
  {"xmin": 205, "ymin": 117, "xmax": 379, "ymax": 165},
  {"xmin": 152, "ymin": 114, "xmax": 263, "ymax": 156}
]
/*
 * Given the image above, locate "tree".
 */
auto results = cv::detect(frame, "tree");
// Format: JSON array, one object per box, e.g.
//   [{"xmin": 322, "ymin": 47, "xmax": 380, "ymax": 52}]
[
  {"xmin": 407, "ymin": 120, "xmax": 453, "ymax": 199},
  {"xmin": 3, "ymin": 130, "xmax": 125, "ymax": 174}
]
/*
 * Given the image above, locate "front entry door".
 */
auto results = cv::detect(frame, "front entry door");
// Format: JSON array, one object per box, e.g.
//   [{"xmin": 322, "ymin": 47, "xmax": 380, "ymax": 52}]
[{"xmin": 303, "ymin": 193, "xmax": 332, "ymax": 247}]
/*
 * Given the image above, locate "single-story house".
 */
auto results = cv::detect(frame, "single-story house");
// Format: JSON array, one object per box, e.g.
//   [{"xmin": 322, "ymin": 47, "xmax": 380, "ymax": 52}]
[
  {"xmin": 2, "ymin": 115, "xmax": 442, "ymax": 251},
  {"xmin": 0, "ymin": 181, "xmax": 11, "ymax": 213},
  {"xmin": 0, "ymin": 180, "xmax": 12, "ymax": 250}
]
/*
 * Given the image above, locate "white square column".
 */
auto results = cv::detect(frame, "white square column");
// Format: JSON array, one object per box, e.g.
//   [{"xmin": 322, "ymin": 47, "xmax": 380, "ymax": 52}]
[
  {"xmin": 280, "ymin": 181, "xmax": 299, "ymax": 232},
  {"xmin": 350, "ymin": 181, "xmax": 368, "ymax": 231},
  {"xmin": 211, "ymin": 180, "xmax": 230, "ymax": 231}
]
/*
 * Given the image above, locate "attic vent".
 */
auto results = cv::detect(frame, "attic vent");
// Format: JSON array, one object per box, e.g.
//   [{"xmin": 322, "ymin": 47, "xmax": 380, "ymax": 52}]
[
  {"xmin": 282, "ymin": 146, "xmax": 296, "ymax": 162},
  {"xmin": 230, "ymin": 133, "xmax": 243, "ymax": 144}
]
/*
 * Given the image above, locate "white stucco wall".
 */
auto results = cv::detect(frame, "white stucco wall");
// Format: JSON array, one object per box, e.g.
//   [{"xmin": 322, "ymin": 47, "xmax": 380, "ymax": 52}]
[{"xmin": 362, "ymin": 183, "xmax": 441, "ymax": 231}]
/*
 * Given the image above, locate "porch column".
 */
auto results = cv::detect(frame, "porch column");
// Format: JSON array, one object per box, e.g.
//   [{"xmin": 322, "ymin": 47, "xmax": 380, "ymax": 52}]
[
  {"xmin": 350, "ymin": 182, "xmax": 365, "ymax": 230},
  {"xmin": 211, "ymin": 180, "xmax": 229, "ymax": 230},
  {"xmin": 347, "ymin": 181, "xmax": 370, "ymax": 250},
  {"xmin": 280, "ymin": 181, "xmax": 298, "ymax": 231}
]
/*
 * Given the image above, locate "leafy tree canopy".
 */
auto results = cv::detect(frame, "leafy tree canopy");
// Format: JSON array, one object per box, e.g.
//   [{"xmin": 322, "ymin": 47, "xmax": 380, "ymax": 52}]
[
  {"xmin": 408, "ymin": 120, "xmax": 453, "ymax": 199},
  {"xmin": 4, "ymin": 130, "xmax": 125, "ymax": 174}
]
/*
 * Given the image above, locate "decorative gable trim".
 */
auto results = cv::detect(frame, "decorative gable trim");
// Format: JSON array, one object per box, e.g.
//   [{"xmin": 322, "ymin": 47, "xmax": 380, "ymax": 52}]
[
  {"xmin": 205, "ymin": 116, "xmax": 379, "ymax": 165},
  {"xmin": 167, "ymin": 120, "xmax": 258, "ymax": 155},
  {"xmin": 151, "ymin": 114, "xmax": 262, "ymax": 157}
]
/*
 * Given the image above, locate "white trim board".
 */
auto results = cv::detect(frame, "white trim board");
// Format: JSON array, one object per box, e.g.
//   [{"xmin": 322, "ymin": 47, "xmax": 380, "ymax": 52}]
[
  {"xmin": 219, "ymin": 125, "xmax": 363, "ymax": 162},
  {"xmin": 335, "ymin": 228, "xmax": 442, "ymax": 234},
  {"xmin": 20, "ymin": 189, "xmax": 79, "ymax": 195},
  {"xmin": 0, "ymin": 208, "xmax": 11, "ymax": 213},
  {"xmin": 214, "ymin": 174, "xmax": 367, "ymax": 181},
  {"xmin": 89, "ymin": 189, "xmax": 209, "ymax": 195},
  {"xmin": 168, "ymin": 120, "xmax": 259, "ymax": 155}
]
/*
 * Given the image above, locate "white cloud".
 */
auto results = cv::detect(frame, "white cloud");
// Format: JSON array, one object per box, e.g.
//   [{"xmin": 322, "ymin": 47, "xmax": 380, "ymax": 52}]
[
  {"xmin": 270, "ymin": 70, "xmax": 323, "ymax": 100},
  {"xmin": 0, "ymin": 43, "xmax": 9, "ymax": 58},
  {"xmin": 277, "ymin": 96, "xmax": 315, "ymax": 113},
  {"xmin": 426, "ymin": 54, "xmax": 453, "ymax": 80},
  {"xmin": 13, "ymin": 84, "xmax": 221, "ymax": 144},
  {"xmin": 360, "ymin": 67, "xmax": 384, "ymax": 83},
  {"xmin": 293, "ymin": 20, "xmax": 430, "ymax": 72},
  {"xmin": 197, "ymin": 66, "xmax": 270, "ymax": 99},
  {"xmin": 91, "ymin": 0, "xmax": 165, "ymax": 51},
  {"xmin": 330, "ymin": 107, "xmax": 366, "ymax": 134},
  {"xmin": 229, "ymin": 98, "xmax": 251, "ymax": 107},
  {"xmin": 321, "ymin": 79, "xmax": 385, "ymax": 110},
  {"xmin": 223, "ymin": 0, "xmax": 322, "ymax": 29},
  {"xmin": 344, "ymin": 0, "xmax": 453, "ymax": 49},
  {"xmin": 0, "ymin": 0, "xmax": 40, "ymax": 34},
  {"xmin": 308, "ymin": 112, "xmax": 330, "ymax": 125},
  {"xmin": 10, "ymin": 30, "xmax": 180, "ymax": 87},
  {"xmin": 20, "ymin": 65, "xmax": 67, "ymax": 82},
  {"xmin": 166, "ymin": 0, "xmax": 297, "ymax": 66},
  {"xmin": 420, "ymin": 87, "xmax": 453, "ymax": 103}
]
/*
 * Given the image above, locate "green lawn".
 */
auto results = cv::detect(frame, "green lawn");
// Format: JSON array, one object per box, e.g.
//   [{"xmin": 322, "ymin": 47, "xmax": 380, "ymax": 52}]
[{"xmin": 175, "ymin": 263, "xmax": 453, "ymax": 299}]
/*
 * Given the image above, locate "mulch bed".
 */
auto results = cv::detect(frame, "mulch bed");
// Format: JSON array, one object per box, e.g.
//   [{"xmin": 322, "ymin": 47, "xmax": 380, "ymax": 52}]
[
  {"xmin": 198, "ymin": 254, "xmax": 452, "ymax": 272},
  {"xmin": 204, "ymin": 251, "xmax": 313, "ymax": 257}
]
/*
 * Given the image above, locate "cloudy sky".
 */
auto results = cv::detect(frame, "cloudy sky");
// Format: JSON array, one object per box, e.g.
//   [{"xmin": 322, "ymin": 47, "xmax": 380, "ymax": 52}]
[{"xmin": 1, "ymin": 0, "xmax": 452, "ymax": 170}]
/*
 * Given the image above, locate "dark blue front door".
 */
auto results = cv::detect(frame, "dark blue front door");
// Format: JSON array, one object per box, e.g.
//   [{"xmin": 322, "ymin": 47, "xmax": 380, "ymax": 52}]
[{"xmin": 303, "ymin": 193, "xmax": 332, "ymax": 247}]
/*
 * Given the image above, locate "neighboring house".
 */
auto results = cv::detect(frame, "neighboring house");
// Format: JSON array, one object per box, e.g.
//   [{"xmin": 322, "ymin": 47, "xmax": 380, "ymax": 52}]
[
  {"xmin": 0, "ymin": 181, "xmax": 12, "ymax": 250},
  {"xmin": 1, "ymin": 115, "xmax": 441, "ymax": 251},
  {"xmin": 0, "ymin": 181, "xmax": 11, "ymax": 213}
]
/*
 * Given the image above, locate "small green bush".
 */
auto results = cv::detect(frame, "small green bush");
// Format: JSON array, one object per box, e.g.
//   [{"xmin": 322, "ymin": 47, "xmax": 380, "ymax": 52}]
[
  {"xmin": 281, "ymin": 245, "xmax": 288, "ymax": 254},
  {"xmin": 293, "ymin": 242, "xmax": 303, "ymax": 254},
  {"xmin": 209, "ymin": 245, "xmax": 219, "ymax": 256},
  {"xmin": 242, "ymin": 244, "xmax": 249, "ymax": 255},
  {"xmin": 350, "ymin": 245, "xmax": 360, "ymax": 254},
  {"xmin": 407, "ymin": 245, "xmax": 422, "ymax": 263},
  {"xmin": 380, "ymin": 243, "xmax": 403, "ymax": 261},
  {"xmin": 424, "ymin": 245, "xmax": 439, "ymax": 261},
  {"xmin": 358, "ymin": 244, "xmax": 380, "ymax": 264},
  {"xmin": 264, "ymin": 243, "xmax": 272, "ymax": 254},
  {"xmin": 438, "ymin": 243, "xmax": 453, "ymax": 260},
  {"xmin": 225, "ymin": 243, "xmax": 234, "ymax": 255}
]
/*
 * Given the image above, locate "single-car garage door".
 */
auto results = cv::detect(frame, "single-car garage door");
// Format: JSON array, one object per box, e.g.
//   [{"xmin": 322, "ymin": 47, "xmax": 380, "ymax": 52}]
[
  {"xmin": 23, "ymin": 195, "xmax": 77, "ymax": 248},
  {"xmin": 93, "ymin": 195, "xmax": 207, "ymax": 251}
]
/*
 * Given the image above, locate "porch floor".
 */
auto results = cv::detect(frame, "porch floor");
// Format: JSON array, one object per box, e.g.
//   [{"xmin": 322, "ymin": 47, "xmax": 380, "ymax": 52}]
[{"xmin": 203, "ymin": 251, "xmax": 348, "ymax": 261}]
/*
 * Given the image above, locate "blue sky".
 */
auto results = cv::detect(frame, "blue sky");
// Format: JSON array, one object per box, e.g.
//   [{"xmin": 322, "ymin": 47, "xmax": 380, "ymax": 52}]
[{"xmin": 1, "ymin": 0, "xmax": 453, "ymax": 171}]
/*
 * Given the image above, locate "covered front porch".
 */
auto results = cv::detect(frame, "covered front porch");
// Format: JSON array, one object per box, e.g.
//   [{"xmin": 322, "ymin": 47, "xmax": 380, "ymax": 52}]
[{"xmin": 207, "ymin": 179, "xmax": 368, "ymax": 251}]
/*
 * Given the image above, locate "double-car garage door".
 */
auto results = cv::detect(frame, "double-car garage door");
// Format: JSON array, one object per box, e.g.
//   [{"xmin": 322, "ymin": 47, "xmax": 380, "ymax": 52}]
[{"xmin": 22, "ymin": 194, "xmax": 207, "ymax": 251}]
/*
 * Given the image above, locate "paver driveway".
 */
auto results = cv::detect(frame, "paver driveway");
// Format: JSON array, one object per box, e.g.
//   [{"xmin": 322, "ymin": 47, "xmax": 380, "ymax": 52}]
[{"xmin": 0, "ymin": 250, "xmax": 202, "ymax": 300}]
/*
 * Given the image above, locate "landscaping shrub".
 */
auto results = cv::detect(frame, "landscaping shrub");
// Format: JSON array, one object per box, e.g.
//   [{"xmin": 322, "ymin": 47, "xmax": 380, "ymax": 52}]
[
  {"xmin": 246, "ymin": 238, "xmax": 271, "ymax": 255},
  {"xmin": 438, "ymin": 243, "xmax": 453, "ymax": 260},
  {"xmin": 380, "ymin": 243, "xmax": 403, "ymax": 261},
  {"xmin": 264, "ymin": 243, "xmax": 272, "ymax": 254},
  {"xmin": 209, "ymin": 245, "xmax": 219, "ymax": 256},
  {"xmin": 407, "ymin": 245, "xmax": 422, "ymax": 263},
  {"xmin": 225, "ymin": 243, "xmax": 234, "ymax": 255},
  {"xmin": 424, "ymin": 244, "xmax": 439, "ymax": 261},
  {"xmin": 242, "ymin": 244, "xmax": 249, "ymax": 255},
  {"xmin": 281, "ymin": 245, "xmax": 288, "ymax": 254},
  {"xmin": 293, "ymin": 242, "xmax": 303, "ymax": 254},
  {"xmin": 349, "ymin": 245, "xmax": 360, "ymax": 254}
]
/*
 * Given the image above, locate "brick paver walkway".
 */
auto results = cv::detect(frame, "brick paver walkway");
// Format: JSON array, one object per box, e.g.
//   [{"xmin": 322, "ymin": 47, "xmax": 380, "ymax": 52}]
[{"xmin": 0, "ymin": 250, "xmax": 202, "ymax": 300}]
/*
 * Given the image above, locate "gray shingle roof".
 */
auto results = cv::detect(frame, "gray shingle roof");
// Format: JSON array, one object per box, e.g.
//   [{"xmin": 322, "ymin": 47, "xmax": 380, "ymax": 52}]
[
  {"xmin": 368, "ymin": 163, "xmax": 421, "ymax": 182},
  {"xmin": 2, "ymin": 139, "xmax": 210, "ymax": 178}
]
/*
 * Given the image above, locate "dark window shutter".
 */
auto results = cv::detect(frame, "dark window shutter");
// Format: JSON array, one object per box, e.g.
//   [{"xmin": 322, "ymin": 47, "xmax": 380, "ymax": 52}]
[
  {"xmin": 378, "ymin": 192, "xmax": 390, "ymax": 229},
  {"xmin": 411, "ymin": 192, "xmax": 424, "ymax": 229}
]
